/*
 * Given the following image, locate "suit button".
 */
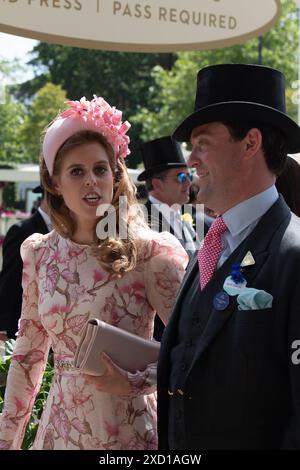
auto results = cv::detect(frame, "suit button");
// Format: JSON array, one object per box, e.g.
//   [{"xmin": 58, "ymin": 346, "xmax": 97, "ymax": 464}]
[
  {"xmin": 181, "ymin": 363, "xmax": 187, "ymax": 371},
  {"xmin": 186, "ymin": 340, "xmax": 193, "ymax": 347}
]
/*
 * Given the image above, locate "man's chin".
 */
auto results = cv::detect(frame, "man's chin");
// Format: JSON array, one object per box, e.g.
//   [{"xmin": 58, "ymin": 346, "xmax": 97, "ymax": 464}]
[{"xmin": 196, "ymin": 195, "xmax": 205, "ymax": 205}]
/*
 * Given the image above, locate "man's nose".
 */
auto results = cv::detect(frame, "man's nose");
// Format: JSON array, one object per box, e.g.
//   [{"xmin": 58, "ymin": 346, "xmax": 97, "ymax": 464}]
[
  {"xmin": 182, "ymin": 176, "xmax": 192, "ymax": 187},
  {"xmin": 187, "ymin": 149, "xmax": 200, "ymax": 169}
]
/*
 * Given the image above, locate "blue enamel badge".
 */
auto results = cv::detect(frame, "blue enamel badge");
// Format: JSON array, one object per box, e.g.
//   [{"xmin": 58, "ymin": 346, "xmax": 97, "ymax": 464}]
[{"xmin": 213, "ymin": 292, "xmax": 230, "ymax": 311}]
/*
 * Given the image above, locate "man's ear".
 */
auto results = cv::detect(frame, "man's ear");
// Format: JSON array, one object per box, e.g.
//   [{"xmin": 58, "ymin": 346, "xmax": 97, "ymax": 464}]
[
  {"xmin": 151, "ymin": 177, "xmax": 163, "ymax": 191},
  {"xmin": 244, "ymin": 128, "xmax": 262, "ymax": 158}
]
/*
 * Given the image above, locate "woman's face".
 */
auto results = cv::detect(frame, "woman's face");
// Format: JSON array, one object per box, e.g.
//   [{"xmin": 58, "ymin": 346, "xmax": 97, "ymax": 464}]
[{"xmin": 53, "ymin": 142, "xmax": 114, "ymax": 228}]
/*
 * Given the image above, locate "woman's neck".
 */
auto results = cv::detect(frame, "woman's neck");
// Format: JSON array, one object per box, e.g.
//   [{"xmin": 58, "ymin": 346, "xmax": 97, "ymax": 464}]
[{"xmin": 72, "ymin": 225, "xmax": 96, "ymax": 245}]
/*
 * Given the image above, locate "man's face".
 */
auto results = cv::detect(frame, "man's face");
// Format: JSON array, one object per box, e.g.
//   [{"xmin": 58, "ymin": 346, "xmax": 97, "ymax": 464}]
[
  {"xmin": 156, "ymin": 167, "xmax": 192, "ymax": 206},
  {"xmin": 188, "ymin": 122, "xmax": 245, "ymax": 213}
]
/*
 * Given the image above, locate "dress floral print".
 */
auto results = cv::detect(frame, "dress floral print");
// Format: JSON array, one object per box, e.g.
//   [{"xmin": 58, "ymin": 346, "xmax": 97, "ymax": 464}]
[{"xmin": 0, "ymin": 229, "xmax": 188, "ymax": 450}]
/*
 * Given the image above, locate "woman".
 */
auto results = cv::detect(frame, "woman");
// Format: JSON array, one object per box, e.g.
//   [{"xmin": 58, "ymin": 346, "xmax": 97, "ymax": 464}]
[{"xmin": 0, "ymin": 96, "xmax": 188, "ymax": 450}]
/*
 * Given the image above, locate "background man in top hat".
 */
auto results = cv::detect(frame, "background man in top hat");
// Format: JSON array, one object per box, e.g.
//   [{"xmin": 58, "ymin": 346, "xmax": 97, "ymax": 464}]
[
  {"xmin": 138, "ymin": 136, "xmax": 198, "ymax": 254},
  {"xmin": 157, "ymin": 64, "xmax": 300, "ymax": 449},
  {"xmin": 138, "ymin": 136, "xmax": 200, "ymax": 340},
  {"xmin": 0, "ymin": 185, "xmax": 50, "ymax": 341}
]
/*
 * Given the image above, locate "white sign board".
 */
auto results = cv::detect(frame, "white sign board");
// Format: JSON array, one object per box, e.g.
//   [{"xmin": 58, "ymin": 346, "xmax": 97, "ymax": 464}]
[{"xmin": 0, "ymin": 0, "xmax": 281, "ymax": 52}]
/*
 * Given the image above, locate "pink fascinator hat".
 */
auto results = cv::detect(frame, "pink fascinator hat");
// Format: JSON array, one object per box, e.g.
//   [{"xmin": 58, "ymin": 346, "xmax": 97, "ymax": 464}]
[{"xmin": 43, "ymin": 96, "xmax": 131, "ymax": 176}]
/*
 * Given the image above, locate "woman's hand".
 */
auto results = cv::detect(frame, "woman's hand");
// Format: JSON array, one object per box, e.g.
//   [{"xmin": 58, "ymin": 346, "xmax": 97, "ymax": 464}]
[{"xmin": 84, "ymin": 352, "xmax": 131, "ymax": 396}]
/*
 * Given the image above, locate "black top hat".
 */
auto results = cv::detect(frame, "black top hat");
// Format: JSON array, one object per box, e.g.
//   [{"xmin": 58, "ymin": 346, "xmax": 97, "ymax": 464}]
[
  {"xmin": 137, "ymin": 136, "xmax": 187, "ymax": 181},
  {"xmin": 32, "ymin": 185, "xmax": 44, "ymax": 194},
  {"xmin": 173, "ymin": 64, "xmax": 300, "ymax": 153}
]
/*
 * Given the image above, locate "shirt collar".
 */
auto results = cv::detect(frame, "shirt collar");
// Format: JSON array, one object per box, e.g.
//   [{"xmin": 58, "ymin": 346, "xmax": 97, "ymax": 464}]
[
  {"xmin": 149, "ymin": 194, "xmax": 181, "ymax": 218},
  {"xmin": 222, "ymin": 185, "xmax": 279, "ymax": 237},
  {"xmin": 38, "ymin": 207, "xmax": 52, "ymax": 231}
]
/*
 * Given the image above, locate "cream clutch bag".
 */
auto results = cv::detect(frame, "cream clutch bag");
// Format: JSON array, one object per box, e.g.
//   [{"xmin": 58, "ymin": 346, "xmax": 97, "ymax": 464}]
[{"xmin": 74, "ymin": 318, "xmax": 160, "ymax": 376}]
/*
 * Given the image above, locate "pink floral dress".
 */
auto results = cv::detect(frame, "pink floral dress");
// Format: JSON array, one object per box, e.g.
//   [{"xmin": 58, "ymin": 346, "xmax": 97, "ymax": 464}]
[{"xmin": 0, "ymin": 229, "xmax": 188, "ymax": 450}]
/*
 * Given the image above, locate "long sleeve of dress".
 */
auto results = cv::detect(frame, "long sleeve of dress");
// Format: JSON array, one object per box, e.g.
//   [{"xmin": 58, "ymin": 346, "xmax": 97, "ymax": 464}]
[
  {"xmin": 126, "ymin": 232, "xmax": 189, "ymax": 397},
  {"xmin": 0, "ymin": 234, "xmax": 51, "ymax": 450}
]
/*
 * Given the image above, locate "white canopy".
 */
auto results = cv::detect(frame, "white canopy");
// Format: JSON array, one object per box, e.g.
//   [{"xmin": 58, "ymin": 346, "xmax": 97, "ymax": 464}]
[
  {"xmin": 0, "ymin": 155, "xmax": 299, "ymax": 184},
  {"xmin": 0, "ymin": 164, "xmax": 142, "ymax": 184}
]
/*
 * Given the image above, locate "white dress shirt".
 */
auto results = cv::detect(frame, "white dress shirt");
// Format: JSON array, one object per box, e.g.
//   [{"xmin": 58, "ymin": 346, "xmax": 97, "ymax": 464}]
[
  {"xmin": 218, "ymin": 185, "xmax": 279, "ymax": 268},
  {"xmin": 148, "ymin": 195, "xmax": 197, "ymax": 251}
]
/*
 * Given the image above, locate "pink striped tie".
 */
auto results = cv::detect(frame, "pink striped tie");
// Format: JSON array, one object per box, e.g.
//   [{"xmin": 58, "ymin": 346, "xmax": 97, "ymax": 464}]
[{"xmin": 198, "ymin": 217, "xmax": 228, "ymax": 290}]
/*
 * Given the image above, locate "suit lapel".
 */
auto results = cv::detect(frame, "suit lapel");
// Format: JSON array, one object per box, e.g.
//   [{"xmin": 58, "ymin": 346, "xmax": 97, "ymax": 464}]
[
  {"xmin": 33, "ymin": 211, "xmax": 49, "ymax": 234},
  {"xmin": 187, "ymin": 250, "xmax": 269, "ymax": 374},
  {"xmin": 146, "ymin": 199, "xmax": 199, "ymax": 258},
  {"xmin": 185, "ymin": 196, "xmax": 291, "ymax": 377},
  {"xmin": 158, "ymin": 256, "xmax": 198, "ymax": 381},
  {"xmin": 172, "ymin": 255, "xmax": 198, "ymax": 312},
  {"xmin": 183, "ymin": 219, "xmax": 195, "ymax": 237},
  {"xmin": 145, "ymin": 199, "xmax": 176, "ymax": 236}
]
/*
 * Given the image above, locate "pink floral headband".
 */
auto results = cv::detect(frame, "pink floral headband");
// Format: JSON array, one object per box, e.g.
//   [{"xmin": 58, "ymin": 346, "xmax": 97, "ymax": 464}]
[{"xmin": 43, "ymin": 96, "xmax": 131, "ymax": 175}]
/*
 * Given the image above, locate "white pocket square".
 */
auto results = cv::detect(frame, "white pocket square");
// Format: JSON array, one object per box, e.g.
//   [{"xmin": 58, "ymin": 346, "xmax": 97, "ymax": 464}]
[{"xmin": 237, "ymin": 287, "xmax": 273, "ymax": 310}]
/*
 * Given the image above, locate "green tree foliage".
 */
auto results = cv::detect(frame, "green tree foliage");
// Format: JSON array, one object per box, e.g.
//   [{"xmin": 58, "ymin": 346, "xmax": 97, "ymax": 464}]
[
  {"xmin": 0, "ymin": 91, "xmax": 25, "ymax": 164},
  {"xmin": 20, "ymin": 83, "xmax": 67, "ymax": 162},
  {"xmin": 15, "ymin": 46, "xmax": 175, "ymax": 166},
  {"xmin": 0, "ymin": 57, "xmax": 25, "ymax": 87},
  {"xmin": 0, "ymin": 60, "xmax": 26, "ymax": 164},
  {"xmin": 132, "ymin": 0, "xmax": 298, "ymax": 141}
]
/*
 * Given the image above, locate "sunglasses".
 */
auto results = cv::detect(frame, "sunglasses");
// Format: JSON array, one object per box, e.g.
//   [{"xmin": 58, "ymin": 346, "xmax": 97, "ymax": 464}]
[{"xmin": 175, "ymin": 172, "xmax": 193, "ymax": 184}]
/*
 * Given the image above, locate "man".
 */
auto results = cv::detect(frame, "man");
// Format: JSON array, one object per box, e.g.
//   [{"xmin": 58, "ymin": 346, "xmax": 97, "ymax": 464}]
[
  {"xmin": 138, "ymin": 136, "xmax": 199, "ymax": 255},
  {"xmin": 138, "ymin": 136, "xmax": 199, "ymax": 340},
  {"xmin": 0, "ymin": 185, "xmax": 50, "ymax": 341},
  {"xmin": 157, "ymin": 64, "xmax": 300, "ymax": 449}
]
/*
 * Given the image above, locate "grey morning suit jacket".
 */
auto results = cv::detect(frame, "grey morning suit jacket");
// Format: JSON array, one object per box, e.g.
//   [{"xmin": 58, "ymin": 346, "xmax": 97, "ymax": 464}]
[{"xmin": 157, "ymin": 196, "xmax": 300, "ymax": 449}]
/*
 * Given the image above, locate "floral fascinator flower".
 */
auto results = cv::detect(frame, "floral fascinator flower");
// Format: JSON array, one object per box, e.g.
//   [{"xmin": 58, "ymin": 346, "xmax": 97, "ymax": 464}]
[{"xmin": 43, "ymin": 96, "xmax": 131, "ymax": 176}]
